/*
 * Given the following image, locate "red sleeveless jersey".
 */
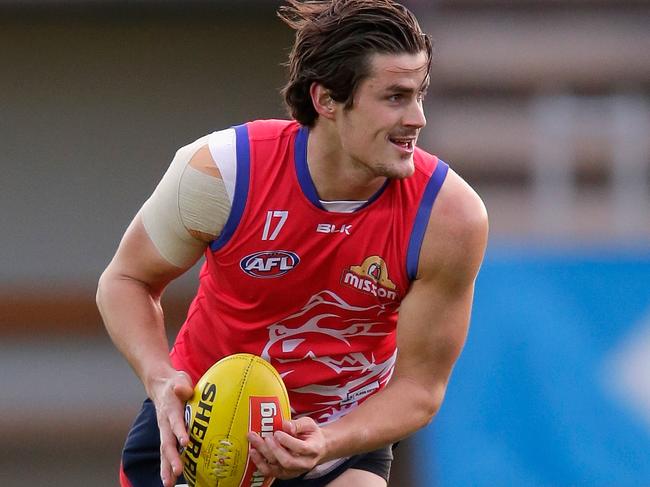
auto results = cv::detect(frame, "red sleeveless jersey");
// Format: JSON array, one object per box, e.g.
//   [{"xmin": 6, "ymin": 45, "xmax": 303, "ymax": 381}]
[{"xmin": 170, "ymin": 119, "xmax": 448, "ymax": 423}]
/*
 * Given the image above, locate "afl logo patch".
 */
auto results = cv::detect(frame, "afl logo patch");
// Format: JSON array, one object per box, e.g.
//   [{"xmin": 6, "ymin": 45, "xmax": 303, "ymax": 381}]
[{"xmin": 240, "ymin": 250, "xmax": 300, "ymax": 278}]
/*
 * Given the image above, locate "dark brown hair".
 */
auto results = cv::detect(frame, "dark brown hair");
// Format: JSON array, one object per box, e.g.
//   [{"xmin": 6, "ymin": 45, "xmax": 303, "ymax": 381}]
[{"xmin": 278, "ymin": 0, "xmax": 432, "ymax": 126}]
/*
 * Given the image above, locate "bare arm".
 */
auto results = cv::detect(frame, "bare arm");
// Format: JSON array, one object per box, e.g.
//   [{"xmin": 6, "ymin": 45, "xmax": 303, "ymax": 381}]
[
  {"xmin": 96, "ymin": 143, "xmax": 221, "ymax": 486},
  {"xmin": 97, "ymin": 212, "xmax": 198, "ymax": 397},
  {"xmin": 97, "ymin": 213, "xmax": 201, "ymax": 485},
  {"xmin": 250, "ymin": 169, "xmax": 488, "ymax": 476},
  {"xmin": 322, "ymin": 170, "xmax": 488, "ymax": 456}
]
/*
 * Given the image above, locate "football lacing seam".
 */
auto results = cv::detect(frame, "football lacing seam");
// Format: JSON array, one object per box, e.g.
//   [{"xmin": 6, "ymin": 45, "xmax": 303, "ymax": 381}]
[
  {"xmin": 226, "ymin": 355, "xmax": 253, "ymax": 438},
  {"xmin": 212, "ymin": 439, "xmax": 235, "ymax": 478},
  {"xmin": 208, "ymin": 355, "xmax": 254, "ymax": 484}
]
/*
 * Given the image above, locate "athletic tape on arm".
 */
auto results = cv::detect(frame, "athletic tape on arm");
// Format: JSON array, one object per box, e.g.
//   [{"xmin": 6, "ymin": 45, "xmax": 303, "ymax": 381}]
[{"xmin": 141, "ymin": 133, "xmax": 233, "ymax": 267}]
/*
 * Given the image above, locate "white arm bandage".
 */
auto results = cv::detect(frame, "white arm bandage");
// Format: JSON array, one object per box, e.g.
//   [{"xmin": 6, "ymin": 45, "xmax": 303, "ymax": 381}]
[{"xmin": 141, "ymin": 132, "xmax": 234, "ymax": 268}]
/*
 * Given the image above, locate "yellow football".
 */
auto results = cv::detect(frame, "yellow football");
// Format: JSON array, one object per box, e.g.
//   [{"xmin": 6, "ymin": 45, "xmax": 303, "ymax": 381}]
[{"xmin": 181, "ymin": 353, "xmax": 291, "ymax": 487}]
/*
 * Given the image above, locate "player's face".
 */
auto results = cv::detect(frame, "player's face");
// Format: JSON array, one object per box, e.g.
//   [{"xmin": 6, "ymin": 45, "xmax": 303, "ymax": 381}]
[{"xmin": 336, "ymin": 51, "xmax": 429, "ymax": 180}]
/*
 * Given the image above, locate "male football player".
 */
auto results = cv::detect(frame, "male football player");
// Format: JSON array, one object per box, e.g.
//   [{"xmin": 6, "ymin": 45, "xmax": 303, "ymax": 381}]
[{"xmin": 97, "ymin": 1, "xmax": 488, "ymax": 486}]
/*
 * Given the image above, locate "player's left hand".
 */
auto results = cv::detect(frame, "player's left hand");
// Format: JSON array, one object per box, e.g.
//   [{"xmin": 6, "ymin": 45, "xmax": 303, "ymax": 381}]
[{"xmin": 247, "ymin": 416, "xmax": 327, "ymax": 479}]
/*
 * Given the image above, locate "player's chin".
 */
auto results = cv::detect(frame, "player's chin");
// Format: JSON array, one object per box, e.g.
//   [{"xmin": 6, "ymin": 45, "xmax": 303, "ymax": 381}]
[{"xmin": 384, "ymin": 158, "xmax": 415, "ymax": 179}]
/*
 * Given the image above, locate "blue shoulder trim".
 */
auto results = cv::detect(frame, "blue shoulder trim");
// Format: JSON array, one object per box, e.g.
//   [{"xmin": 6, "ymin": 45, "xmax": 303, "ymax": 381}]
[
  {"xmin": 294, "ymin": 125, "xmax": 325, "ymax": 209},
  {"xmin": 209, "ymin": 123, "xmax": 251, "ymax": 252},
  {"xmin": 406, "ymin": 160, "xmax": 450, "ymax": 280},
  {"xmin": 357, "ymin": 178, "xmax": 390, "ymax": 210}
]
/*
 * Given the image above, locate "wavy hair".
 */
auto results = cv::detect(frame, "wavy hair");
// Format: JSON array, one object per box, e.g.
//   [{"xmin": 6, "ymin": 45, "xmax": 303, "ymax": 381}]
[{"xmin": 278, "ymin": 0, "xmax": 432, "ymax": 126}]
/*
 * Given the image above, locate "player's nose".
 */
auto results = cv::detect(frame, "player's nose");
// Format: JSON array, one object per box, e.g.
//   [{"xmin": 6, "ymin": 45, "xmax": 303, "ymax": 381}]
[{"xmin": 404, "ymin": 99, "xmax": 426, "ymax": 129}]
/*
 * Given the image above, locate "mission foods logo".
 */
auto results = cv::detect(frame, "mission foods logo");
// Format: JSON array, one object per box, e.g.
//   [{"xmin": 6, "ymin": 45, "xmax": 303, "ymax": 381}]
[
  {"xmin": 240, "ymin": 397, "xmax": 283, "ymax": 487},
  {"xmin": 341, "ymin": 255, "xmax": 398, "ymax": 301},
  {"xmin": 240, "ymin": 251, "xmax": 300, "ymax": 278}
]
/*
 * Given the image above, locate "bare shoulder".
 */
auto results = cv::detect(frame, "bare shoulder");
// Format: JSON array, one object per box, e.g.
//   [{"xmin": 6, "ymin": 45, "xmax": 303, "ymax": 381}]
[
  {"xmin": 166, "ymin": 132, "xmax": 222, "ymax": 179},
  {"xmin": 187, "ymin": 143, "xmax": 222, "ymax": 178},
  {"xmin": 417, "ymin": 168, "xmax": 489, "ymax": 285},
  {"xmin": 431, "ymin": 168, "xmax": 488, "ymax": 242}
]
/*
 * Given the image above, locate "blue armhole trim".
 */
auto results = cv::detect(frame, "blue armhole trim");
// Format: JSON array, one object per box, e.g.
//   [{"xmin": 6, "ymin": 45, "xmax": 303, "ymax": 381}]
[
  {"xmin": 295, "ymin": 125, "xmax": 390, "ymax": 212},
  {"xmin": 357, "ymin": 178, "xmax": 390, "ymax": 210},
  {"xmin": 294, "ymin": 125, "xmax": 325, "ymax": 209},
  {"xmin": 406, "ymin": 160, "xmax": 449, "ymax": 280},
  {"xmin": 209, "ymin": 123, "xmax": 251, "ymax": 252}
]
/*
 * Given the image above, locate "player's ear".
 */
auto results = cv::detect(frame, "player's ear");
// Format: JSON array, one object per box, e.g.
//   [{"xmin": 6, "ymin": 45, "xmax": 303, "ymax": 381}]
[{"xmin": 309, "ymin": 82, "xmax": 336, "ymax": 121}]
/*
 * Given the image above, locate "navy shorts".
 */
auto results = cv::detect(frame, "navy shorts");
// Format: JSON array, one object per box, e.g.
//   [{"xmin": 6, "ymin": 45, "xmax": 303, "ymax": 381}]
[
  {"xmin": 120, "ymin": 399, "xmax": 393, "ymax": 486},
  {"xmin": 273, "ymin": 446, "xmax": 393, "ymax": 486}
]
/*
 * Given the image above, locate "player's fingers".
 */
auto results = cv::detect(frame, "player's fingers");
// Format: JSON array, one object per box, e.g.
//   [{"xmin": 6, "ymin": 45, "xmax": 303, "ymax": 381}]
[
  {"xmin": 262, "ymin": 435, "xmax": 284, "ymax": 465},
  {"xmin": 247, "ymin": 432, "xmax": 279, "ymax": 465},
  {"xmin": 173, "ymin": 371, "xmax": 194, "ymax": 400},
  {"xmin": 248, "ymin": 447, "xmax": 272, "ymax": 477},
  {"xmin": 268, "ymin": 435, "xmax": 309, "ymax": 469},
  {"xmin": 273, "ymin": 430, "xmax": 314, "ymax": 456},
  {"xmin": 287, "ymin": 417, "xmax": 317, "ymax": 438},
  {"xmin": 247, "ymin": 431, "xmax": 264, "ymax": 451},
  {"xmin": 251, "ymin": 440, "xmax": 307, "ymax": 480},
  {"xmin": 159, "ymin": 419, "xmax": 184, "ymax": 479},
  {"xmin": 169, "ymin": 408, "xmax": 189, "ymax": 448},
  {"xmin": 160, "ymin": 442, "xmax": 176, "ymax": 487},
  {"xmin": 295, "ymin": 416, "xmax": 317, "ymax": 430},
  {"xmin": 281, "ymin": 419, "xmax": 297, "ymax": 436},
  {"xmin": 162, "ymin": 443, "xmax": 183, "ymax": 478},
  {"xmin": 270, "ymin": 434, "xmax": 320, "ymax": 476}
]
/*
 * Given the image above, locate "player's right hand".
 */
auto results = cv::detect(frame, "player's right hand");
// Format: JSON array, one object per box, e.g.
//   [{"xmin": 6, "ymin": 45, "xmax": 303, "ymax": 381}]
[
  {"xmin": 149, "ymin": 370, "xmax": 194, "ymax": 487},
  {"xmin": 248, "ymin": 416, "xmax": 327, "ymax": 480}
]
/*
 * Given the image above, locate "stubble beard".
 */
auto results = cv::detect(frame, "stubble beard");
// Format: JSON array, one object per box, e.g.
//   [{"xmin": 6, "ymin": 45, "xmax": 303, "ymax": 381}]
[{"xmin": 376, "ymin": 156, "xmax": 415, "ymax": 180}]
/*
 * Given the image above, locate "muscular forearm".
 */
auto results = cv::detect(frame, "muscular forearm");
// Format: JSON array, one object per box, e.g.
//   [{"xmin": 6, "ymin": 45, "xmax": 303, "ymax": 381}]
[
  {"xmin": 96, "ymin": 271, "xmax": 177, "ymax": 397},
  {"xmin": 98, "ymin": 269, "xmax": 195, "ymax": 487},
  {"xmin": 321, "ymin": 376, "xmax": 442, "ymax": 461}
]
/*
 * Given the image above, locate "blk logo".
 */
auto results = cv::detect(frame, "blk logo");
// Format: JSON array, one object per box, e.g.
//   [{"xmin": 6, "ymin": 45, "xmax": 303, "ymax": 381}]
[{"xmin": 316, "ymin": 223, "xmax": 352, "ymax": 235}]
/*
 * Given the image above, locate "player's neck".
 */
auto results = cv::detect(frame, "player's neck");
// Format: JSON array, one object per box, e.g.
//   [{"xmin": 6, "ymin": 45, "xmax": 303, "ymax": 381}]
[{"xmin": 306, "ymin": 122, "xmax": 386, "ymax": 202}]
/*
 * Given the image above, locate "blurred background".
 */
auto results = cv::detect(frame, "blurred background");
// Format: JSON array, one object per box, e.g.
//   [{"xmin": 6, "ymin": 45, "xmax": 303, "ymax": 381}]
[{"xmin": 1, "ymin": 0, "xmax": 648, "ymax": 485}]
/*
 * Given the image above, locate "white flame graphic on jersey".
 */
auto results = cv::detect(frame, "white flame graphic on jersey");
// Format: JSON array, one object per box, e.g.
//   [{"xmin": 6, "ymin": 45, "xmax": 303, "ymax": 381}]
[{"xmin": 261, "ymin": 290, "xmax": 397, "ymax": 423}]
